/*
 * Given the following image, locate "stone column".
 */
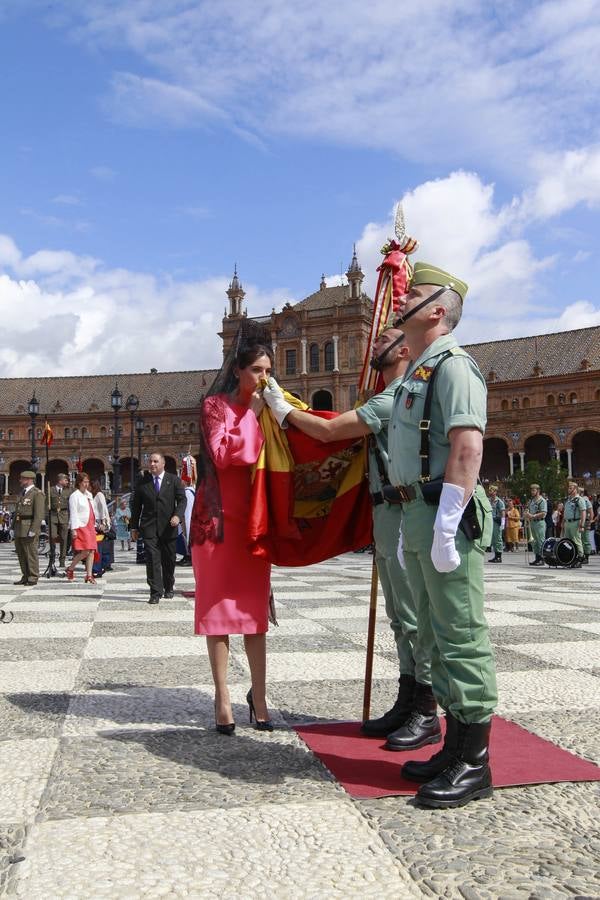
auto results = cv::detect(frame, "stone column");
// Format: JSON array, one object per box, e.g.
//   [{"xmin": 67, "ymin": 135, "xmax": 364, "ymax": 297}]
[
  {"xmin": 519, "ymin": 451, "xmax": 525, "ymax": 472},
  {"xmin": 508, "ymin": 453, "xmax": 514, "ymax": 476},
  {"xmin": 566, "ymin": 448, "xmax": 573, "ymax": 477},
  {"xmin": 300, "ymin": 338, "xmax": 308, "ymax": 375},
  {"xmin": 332, "ymin": 335, "xmax": 339, "ymax": 373}
]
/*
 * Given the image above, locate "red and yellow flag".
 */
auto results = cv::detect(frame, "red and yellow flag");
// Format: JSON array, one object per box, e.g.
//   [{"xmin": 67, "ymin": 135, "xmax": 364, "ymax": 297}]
[
  {"xmin": 248, "ymin": 392, "xmax": 372, "ymax": 566},
  {"xmin": 41, "ymin": 420, "xmax": 54, "ymax": 447}
]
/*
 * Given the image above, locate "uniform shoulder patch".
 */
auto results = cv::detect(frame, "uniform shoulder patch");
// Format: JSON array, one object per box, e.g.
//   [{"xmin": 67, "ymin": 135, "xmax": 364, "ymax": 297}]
[{"xmin": 413, "ymin": 365, "xmax": 434, "ymax": 382}]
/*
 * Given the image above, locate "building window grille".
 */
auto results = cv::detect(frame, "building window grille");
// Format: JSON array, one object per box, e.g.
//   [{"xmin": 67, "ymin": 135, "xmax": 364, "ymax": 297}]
[
  {"xmin": 324, "ymin": 342, "xmax": 334, "ymax": 371},
  {"xmin": 286, "ymin": 349, "xmax": 297, "ymax": 375},
  {"xmin": 309, "ymin": 343, "xmax": 319, "ymax": 372}
]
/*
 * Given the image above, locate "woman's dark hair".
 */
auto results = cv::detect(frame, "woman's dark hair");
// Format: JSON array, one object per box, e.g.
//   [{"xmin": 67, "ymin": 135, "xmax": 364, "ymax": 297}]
[
  {"xmin": 75, "ymin": 472, "xmax": 89, "ymax": 488},
  {"xmin": 90, "ymin": 479, "xmax": 103, "ymax": 496},
  {"xmin": 236, "ymin": 343, "xmax": 274, "ymax": 371}
]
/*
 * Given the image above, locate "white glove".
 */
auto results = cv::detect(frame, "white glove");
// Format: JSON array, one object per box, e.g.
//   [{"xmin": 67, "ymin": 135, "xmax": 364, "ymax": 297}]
[
  {"xmin": 431, "ymin": 482, "xmax": 468, "ymax": 573},
  {"xmin": 397, "ymin": 526, "xmax": 406, "ymax": 569},
  {"xmin": 262, "ymin": 377, "xmax": 294, "ymax": 427},
  {"xmin": 27, "ymin": 530, "xmax": 36, "ymax": 538}
]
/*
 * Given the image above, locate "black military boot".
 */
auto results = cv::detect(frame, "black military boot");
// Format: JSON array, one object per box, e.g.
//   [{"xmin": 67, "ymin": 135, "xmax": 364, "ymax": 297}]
[
  {"xmin": 572, "ymin": 556, "xmax": 583, "ymax": 568},
  {"xmin": 488, "ymin": 552, "xmax": 502, "ymax": 563},
  {"xmin": 361, "ymin": 674, "xmax": 415, "ymax": 737},
  {"xmin": 385, "ymin": 683, "xmax": 441, "ymax": 751},
  {"xmin": 401, "ymin": 712, "xmax": 459, "ymax": 781},
  {"xmin": 582, "ymin": 555, "xmax": 589, "ymax": 565},
  {"xmin": 415, "ymin": 719, "xmax": 493, "ymax": 809}
]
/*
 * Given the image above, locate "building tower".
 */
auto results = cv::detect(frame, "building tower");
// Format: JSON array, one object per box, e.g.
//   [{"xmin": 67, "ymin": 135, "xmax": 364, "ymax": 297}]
[
  {"xmin": 346, "ymin": 245, "xmax": 364, "ymax": 300},
  {"xmin": 226, "ymin": 265, "xmax": 245, "ymax": 317}
]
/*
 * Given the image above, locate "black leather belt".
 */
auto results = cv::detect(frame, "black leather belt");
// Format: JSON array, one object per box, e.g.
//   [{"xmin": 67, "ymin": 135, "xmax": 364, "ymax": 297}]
[
  {"xmin": 566, "ymin": 518, "xmax": 580, "ymax": 522},
  {"xmin": 392, "ymin": 485, "xmax": 417, "ymax": 502},
  {"xmin": 370, "ymin": 492, "xmax": 384, "ymax": 507}
]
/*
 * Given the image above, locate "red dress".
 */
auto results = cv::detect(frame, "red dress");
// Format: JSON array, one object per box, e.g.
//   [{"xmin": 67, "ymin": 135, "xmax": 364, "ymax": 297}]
[
  {"xmin": 72, "ymin": 499, "xmax": 97, "ymax": 552},
  {"xmin": 192, "ymin": 395, "xmax": 271, "ymax": 635}
]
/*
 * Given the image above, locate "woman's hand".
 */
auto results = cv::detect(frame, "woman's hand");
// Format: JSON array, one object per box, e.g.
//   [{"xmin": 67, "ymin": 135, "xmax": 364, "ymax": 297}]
[{"xmin": 249, "ymin": 390, "xmax": 266, "ymax": 418}]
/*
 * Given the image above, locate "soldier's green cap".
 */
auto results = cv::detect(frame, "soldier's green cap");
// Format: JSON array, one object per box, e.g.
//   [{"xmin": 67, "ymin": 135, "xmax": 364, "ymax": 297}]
[
  {"xmin": 20, "ymin": 471, "xmax": 36, "ymax": 479},
  {"xmin": 410, "ymin": 262, "xmax": 468, "ymax": 302}
]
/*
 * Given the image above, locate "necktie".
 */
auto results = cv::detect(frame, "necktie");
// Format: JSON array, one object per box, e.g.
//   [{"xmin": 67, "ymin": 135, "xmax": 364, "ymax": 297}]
[{"xmin": 154, "ymin": 476, "xmax": 160, "ymax": 494}]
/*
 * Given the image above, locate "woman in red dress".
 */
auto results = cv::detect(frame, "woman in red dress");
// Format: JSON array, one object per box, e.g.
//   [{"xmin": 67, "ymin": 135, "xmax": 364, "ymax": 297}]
[
  {"xmin": 66, "ymin": 472, "xmax": 98, "ymax": 583},
  {"xmin": 191, "ymin": 340, "xmax": 274, "ymax": 734}
]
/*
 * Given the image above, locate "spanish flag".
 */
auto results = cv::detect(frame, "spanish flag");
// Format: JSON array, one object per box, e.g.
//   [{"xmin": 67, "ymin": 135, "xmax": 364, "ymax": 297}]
[
  {"xmin": 248, "ymin": 392, "xmax": 373, "ymax": 566},
  {"xmin": 41, "ymin": 420, "xmax": 54, "ymax": 447}
]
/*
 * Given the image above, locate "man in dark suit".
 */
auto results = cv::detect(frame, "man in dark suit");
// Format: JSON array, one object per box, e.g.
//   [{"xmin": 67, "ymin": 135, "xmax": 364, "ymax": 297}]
[{"xmin": 130, "ymin": 452, "xmax": 187, "ymax": 604}]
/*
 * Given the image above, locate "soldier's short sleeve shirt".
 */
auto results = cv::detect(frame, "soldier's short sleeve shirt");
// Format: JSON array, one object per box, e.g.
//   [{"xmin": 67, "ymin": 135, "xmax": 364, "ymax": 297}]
[
  {"xmin": 388, "ymin": 334, "xmax": 487, "ymax": 486},
  {"xmin": 356, "ymin": 377, "xmax": 402, "ymax": 493}
]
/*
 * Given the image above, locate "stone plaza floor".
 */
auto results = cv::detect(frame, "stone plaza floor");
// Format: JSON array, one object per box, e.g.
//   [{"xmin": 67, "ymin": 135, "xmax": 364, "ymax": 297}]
[{"xmin": 0, "ymin": 542, "xmax": 599, "ymax": 898}]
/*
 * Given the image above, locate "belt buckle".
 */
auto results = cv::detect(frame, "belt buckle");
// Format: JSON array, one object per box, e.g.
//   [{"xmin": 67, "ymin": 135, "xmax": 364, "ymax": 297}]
[
  {"xmin": 395, "ymin": 486, "xmax": 409, "ymax": 503},
  {"xmin": 418, "ymin": 419, "xmax": 430, "ymax": 431}
]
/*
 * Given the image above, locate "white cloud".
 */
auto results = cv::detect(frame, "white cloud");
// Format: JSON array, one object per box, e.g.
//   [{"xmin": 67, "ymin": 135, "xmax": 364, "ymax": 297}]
[
  {"xmin": 29, "ymin": 1, "xmax": 600, "ymax": 174},
  {"xmin": 90, "ymin": 165, "xmax": 116, "ymax": 181},
  {"xmin": 524, "ymin": 146, "xmax": 600, "ymax": 219},
  {"xmin": 0, "ymin": 234, "xmax": 287, "ymax": 377},
  {"xmin": 52, "ymin": 194, "xmax": 81, "ymax": 206}
]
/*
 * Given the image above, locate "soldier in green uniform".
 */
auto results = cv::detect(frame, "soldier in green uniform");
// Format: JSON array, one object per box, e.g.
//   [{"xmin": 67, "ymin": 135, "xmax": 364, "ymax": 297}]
[
  {"xmin": 263, "ymin": 327, "xmax": 433, "ymax": 744},
  {"xmin": 562, "ymin": 481, "xmax": 585, "ymax": 567},
  {"xmin": 13, "ymin": 471, "xmax": 45, "ymax": 586},
  {"xmin": 487, "ymin": 484, "xmax": 505, "ymax": 563},
  {"xmin": 580, "ymin": 491, "xmax": 593, "ymax": 564},
  {"xmin": 47, "ymin": 473, "xmax": 73, "ymax": 568},
  {"xmin": 524, "ymin": 483, "xmax": 547, "ymax": 566},
  {"xmin": 387, "ymin": 261, "xmax": 497, "ymax": 809}
]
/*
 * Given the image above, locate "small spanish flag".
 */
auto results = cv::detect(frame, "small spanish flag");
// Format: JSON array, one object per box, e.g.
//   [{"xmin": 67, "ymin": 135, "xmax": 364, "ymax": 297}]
[{"xmin": 41, "ymin": 420, "xmax": 54, "ymax": 447}]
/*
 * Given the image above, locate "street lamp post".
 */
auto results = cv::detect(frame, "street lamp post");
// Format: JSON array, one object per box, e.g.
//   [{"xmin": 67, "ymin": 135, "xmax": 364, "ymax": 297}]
[
  {"xmin": 135, "ymin": 416, "xmax": 145, "ymax": 483},
  {"xmin": 111, "ymin": 384, "xmax": 123, "ymax": 495},
  {"xmin": 28, "ymin": 393, "xmax": 40, "ymax": 471},
  {"xmin": 125, "ymin": 394, "xmax": 140, "ymax": 492}
]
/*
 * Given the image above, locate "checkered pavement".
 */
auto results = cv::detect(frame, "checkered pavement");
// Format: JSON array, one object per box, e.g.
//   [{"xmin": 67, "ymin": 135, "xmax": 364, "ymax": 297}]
[{"xmin": 0, "ymin": 544, "xmax": 599, "ymax": 898}]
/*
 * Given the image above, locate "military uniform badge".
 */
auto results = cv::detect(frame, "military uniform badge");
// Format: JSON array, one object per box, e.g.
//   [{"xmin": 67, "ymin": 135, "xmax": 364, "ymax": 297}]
[{"xmin": 413, "ymin": 365, "xmax": 433, "ymax": 382}]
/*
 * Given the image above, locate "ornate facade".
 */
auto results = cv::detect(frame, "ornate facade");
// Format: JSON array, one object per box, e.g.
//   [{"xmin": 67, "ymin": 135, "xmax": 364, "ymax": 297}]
[{"xmin": 1, "ymin": 254, "xmax": 598, "ymax": 502}]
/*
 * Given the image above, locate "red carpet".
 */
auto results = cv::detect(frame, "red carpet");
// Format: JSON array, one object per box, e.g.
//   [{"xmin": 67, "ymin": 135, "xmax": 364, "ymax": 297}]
[{"xmin": 294, "ymin": 717, "xmax": 600, "ymax": 799}]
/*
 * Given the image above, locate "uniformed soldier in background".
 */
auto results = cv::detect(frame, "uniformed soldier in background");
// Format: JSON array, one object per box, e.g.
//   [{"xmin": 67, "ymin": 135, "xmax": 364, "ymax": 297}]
[
  {"xmin": 487, "ymin": 485, "xmax": 505, "ymax": 563},
  {"xmin": 524, "ymin": 483, "xmax": 546, "ymax": 566},
  {"xmin": 562, "ymin": 481, "xmax": 585, "ymax": 568},
  {"xmin": 13, "ymin": 471, "xmax": 45, "ymax": 585},
  {"xmin": 47, "ymin": 473, "xmax": 72, "ymax": 569},
  {"xmin": 388, "ymin": 261, "xmax": 496, "ymax": 809},
  {"xmin": 580, "ymin": 490, "xmax": 593, "ymax": 564}
]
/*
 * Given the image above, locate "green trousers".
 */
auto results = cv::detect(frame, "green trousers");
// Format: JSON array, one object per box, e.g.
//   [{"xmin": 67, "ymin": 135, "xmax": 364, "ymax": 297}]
[
  {"xmin": 491, "ymin": 520, "xmax": 503, "ymax": 553},
  {"xmin": 15, "ymin": 536, "xmax": 40, "ymax": 582},
  {"xmin": 401, "ymin": 485, "xmax": 497, "ymax": 725},
  {"xmin": 564, "ymin": 521, "xmax": 584, "ymax": 556},
  {"xmin": 530, "ymin": 520, "xmax": 546, "ymax": 557},
  {"xmin": 582, "ymin": 526, "xmax": 592, "ymax": 556},
  {"xmin": 373, "ymin": 504, "xmax": 431, "ymax": 685}
]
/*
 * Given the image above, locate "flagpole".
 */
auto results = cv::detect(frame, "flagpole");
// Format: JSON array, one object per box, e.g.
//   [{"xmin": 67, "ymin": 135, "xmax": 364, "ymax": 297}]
[
  {"xmin": 362, "ymin": 557, "xmax": 379, "ymax": 721},
  {"xmin": 42, "ymin": 423, "xmax": 57, "ymax": 578}
]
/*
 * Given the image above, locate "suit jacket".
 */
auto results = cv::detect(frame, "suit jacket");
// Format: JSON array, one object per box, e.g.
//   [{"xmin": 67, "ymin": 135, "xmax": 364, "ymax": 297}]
[
  {"xmin": 14, "ymin": 487, "xmax": 45, "ymax": 539},
  {"xmin": 47, "ymin": 485, "xmax": 73, "ymax": 526},
  {"xmin": 130, "ymin": 472, "xmax": 187, "ymax": 540}
]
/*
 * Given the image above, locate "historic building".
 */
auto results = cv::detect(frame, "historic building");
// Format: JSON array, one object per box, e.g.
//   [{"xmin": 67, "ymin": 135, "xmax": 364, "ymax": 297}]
[{"xmin": 0, "ymin": 252, "xmax": 598, "ymax": 502}]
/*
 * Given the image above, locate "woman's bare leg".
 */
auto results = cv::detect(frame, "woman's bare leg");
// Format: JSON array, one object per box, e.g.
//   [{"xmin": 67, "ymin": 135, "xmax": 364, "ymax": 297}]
[
  {"xmin": 206, "ymin": 635, "xmax": 233, "ymax": 724},
  {"xmin": 244, "ymin": 633, "xmax": 268, "ymax": 720},
  {"xmin": 84, "ymin": 551, "xmax": 94, "ymax": 577},
  {"xmin": 69, "ymin": 551, "xmax": 87, "ymax": 571}
]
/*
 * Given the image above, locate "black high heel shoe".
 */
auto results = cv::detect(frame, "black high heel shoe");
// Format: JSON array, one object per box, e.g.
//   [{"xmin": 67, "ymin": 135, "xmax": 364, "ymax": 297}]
[
  {"xmin": 246, "ymin": 688, "xmax": 274, "ymax": 732},
  {"xmin": 214, "ymin": 702, "xmax": 235, "ymax": 736}
]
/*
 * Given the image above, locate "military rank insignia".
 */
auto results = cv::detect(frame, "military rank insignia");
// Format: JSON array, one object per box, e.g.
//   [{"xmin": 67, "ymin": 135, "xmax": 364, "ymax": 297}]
[
  {"xmin": 413, "ymin": 365, "xmax": 433, "ymax": 382},
  {"xmin": 405, "ymin": 393, "xmax": 414, "ymax": 409}
]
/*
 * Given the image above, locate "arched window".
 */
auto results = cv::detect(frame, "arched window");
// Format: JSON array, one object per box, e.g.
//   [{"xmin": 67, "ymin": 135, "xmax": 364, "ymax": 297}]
[
  {"xmin": 595, "ymin": 389, "xmax": 600, "ymax": 401},
  {"xmin": 324, "ymin": 341, "xmax": 334, "ymax": 371},
  {"xmin": 0, "ymin": 430, "xmax": 4, "ymax": 440},
  {"xmin": 100, "ymin": 426, "xmax": 107, "ymax": 438},
  {"xmin": 522, "ymin": 397, "xmax": 530, "ymax": 409},
  {"xmin": 81, "ymin": 427, "xmax": 88, "ymax": 437},
  {"xmin": 547, "ymin": 394, "xmax": 555, "ymax": 406},
  {"xmin": 36, "ymin": 428, "xmax": 42, "ymax": 439},
  {"xmin": 189, "ymin": 422, "xmax": 196, "ymax": 434},
  {"xmin": 181, "ymin": 423, "xmax": 187, "ymax": 434},
  {"xmin": 173, "ymin": 424, "xmax": 179, "ymax": 435},
  {"xmin": 64, "ymin": 427, "xmax": 71, "ymax": 440},
  {"xmin": 511, "ymin": 398, "xmax": 519, "ymax": 409},
  {"xmin": 569, "ymin": 392, "xmax": 577, "ymax": 404},
  {"xmin": 153, "ymin": 424, "xmax": 160, "ymax": 436},
  {"xmin": 309, "ymin": 343, "xmax": 319, "ymax": 372},
  {"xmin": 72, "ymin": 427, "xmax": 79, "ymax": 439},
  {"xmin": 501, "ymin": 399, "xmax": 509, "ymax": 411},
  {"xmin": 8, "ymin": 430, "xmax": 14, "ymax": 441}
]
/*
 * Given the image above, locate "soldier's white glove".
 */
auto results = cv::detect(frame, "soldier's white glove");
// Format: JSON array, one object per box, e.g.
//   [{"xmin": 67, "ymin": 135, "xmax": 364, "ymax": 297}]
[
  {"xmin": 27, "ymin": 530, "xmax": 36, "ymax": 538},
  {"xmin": 431, "ymin": 482, "xmax": 468, "ymax": 574},
  {"xmin": 262, "ymin": 377, "xmax": 294, "ymax": 428},
  {"xmin": 396, "ymin": 526, "xmax": 406, "ymax": 569}
]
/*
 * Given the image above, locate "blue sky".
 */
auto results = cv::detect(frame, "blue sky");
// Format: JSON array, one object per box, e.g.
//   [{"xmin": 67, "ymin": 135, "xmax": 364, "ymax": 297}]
[{"xmin": 1, "ymin": 0, "xmax": 599, "ymax": 376}]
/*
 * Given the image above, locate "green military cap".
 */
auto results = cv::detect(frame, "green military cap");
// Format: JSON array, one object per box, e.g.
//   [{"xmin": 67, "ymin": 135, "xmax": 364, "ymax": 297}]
[
  {"xmin": 530, "ymin": 483, "xmax": 540, "ymax": 489},
  {"xmin": 20, "ymin": 470, "xmax": 36, "ymax": 479},
  {"xmin": 410, "ymin": 262, "xmax": 468, "ymax": 302},
  {"xmin": 488, "ymin": 484, "xmax": 499, "ymax": 493}
]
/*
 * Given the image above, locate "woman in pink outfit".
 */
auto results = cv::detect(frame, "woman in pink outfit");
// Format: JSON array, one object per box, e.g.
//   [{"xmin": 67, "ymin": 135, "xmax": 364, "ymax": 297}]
[
  {"xmin": 66, "ymin": 472, "xmax": 98, "ymax": 583},
  {"xmin": 191, "ymin": 340, "xmax": 274, "ymax": 734}
]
